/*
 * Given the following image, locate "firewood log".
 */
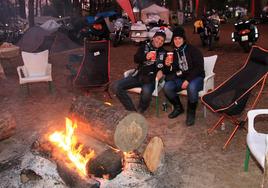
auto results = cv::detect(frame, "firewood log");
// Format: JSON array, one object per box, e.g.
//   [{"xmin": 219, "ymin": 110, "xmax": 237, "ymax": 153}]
[
  {"xmin": 0, "ymin": 111, "xmax": 16, "ymax": 141},
  {"xmin": 143, "ymin": 136, "xmax": 164, "ymax": 173},
  {"xmin": 0, "ymin": 63, "xmax": 6, "ymax": 79},
  {"xmin": 69, "ymin": 96, "xmax": 148, "ymax": 152},
  {"xmin": 86, "ymin": 148, "xmax": 123, "ymax": 180}
]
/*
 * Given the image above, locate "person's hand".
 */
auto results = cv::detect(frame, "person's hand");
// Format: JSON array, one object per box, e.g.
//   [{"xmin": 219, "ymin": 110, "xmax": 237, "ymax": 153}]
[
  {"xmin": 181, "ymin": 80, "xmax": 189, "ymax": 90},
  {"xmin": 165, "ymin": 57, "xmax": 172, "ymax": 66},
  {"xmin": 146, "ymin": 51, "xmax": 156, "ymax": 61}
]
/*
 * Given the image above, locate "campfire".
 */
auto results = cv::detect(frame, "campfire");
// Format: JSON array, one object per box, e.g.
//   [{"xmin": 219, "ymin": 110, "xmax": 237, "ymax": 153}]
[
  {"xmin": 48, "ymin": 117, "xmax": 95, "ymax": 177},
  {"xmin": 0, "ymin": 97, "xmax": 166, "ymax": 187}
]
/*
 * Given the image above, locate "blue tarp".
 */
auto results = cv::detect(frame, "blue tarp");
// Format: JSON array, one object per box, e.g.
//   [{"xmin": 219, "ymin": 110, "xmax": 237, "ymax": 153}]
[
  {"xmin": 86, "ymin": 16, "xmax": 95, "ymax": 24},
  {"xmin": 86, "ymin": 11, "xmax": 119, "ymax": 24},
  {"xmin": 95, "ymin": 11, "xmax": 118, "ymax": 19}
]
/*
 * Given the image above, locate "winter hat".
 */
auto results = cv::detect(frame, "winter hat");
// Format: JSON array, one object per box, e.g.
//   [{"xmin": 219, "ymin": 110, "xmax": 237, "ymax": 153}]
[
  {"xmin": 172, "ymin": 26, "xmax": 186, "ymax": 39},
  {"xmin": 153, "ymin": 28, "xmax": 166, "ymax": 40}
]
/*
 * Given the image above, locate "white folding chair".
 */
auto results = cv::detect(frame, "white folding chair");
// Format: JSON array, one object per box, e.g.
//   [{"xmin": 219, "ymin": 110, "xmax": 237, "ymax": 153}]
[
  {"xmin": 244, "ymin": 109, "xmax": 268, "ymax": 172},
  {"xmin": 17, "ymin": 50, "xmax": 53, "ymax": 93},
  {"xmin": 123, "ymin": 69, "xmax": 164, "ymax": 116},
  {"xmin": 178, "ymin": 55, "xmax": 218, "ymax": 117}
]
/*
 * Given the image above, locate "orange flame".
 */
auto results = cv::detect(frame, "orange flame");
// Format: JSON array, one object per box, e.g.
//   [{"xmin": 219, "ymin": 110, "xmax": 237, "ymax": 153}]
[{"xmin": 48, "ymin": 118, "xmax": 95, "ymax": 176}]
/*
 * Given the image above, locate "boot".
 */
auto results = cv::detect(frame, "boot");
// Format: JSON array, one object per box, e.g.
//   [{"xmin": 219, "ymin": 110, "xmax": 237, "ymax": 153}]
[
  {"xmin": 168, "ymin": 97, "xmax": 184, "ymax": 119},
  {"xmin": 186, "ymin": 101, "xmax": 198, "ymax": 126}
]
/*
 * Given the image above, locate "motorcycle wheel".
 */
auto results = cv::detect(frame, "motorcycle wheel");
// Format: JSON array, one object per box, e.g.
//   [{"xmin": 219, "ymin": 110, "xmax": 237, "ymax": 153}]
[
  {"xmin": 208, "ymin": 35, "xmax": 213, "ymax": 51},
  {"xmin": 214, "ymin": 35, "xmax": 220, "ymax": 41},
  {"xmin": 200, "ymin": 35, "xmax": 206, "ymax": 47},
  {"xmin": 242, "ymin": 43, "xmax": 252, "ymax": 53},
  {"xmin": 113, "ymin": 33, "xmax": 121, "ymax": 47}
]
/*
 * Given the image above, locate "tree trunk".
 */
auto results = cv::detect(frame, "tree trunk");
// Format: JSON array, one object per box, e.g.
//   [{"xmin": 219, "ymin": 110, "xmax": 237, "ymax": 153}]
[
  {"xmin": 196, "ymin": 0, "xmax": 206, "ymax": 18},
  {"xmin": 170, "ymin": 0, "xmax": 178, "ymax": 12},
  {"xmin": 35, "ymin": 0, "xmax": 38, "ymax": 16},
  {"xmin": 28, "ymin": 0, "xmax": 35, "ymax": 27},
  {"xmin": 18, "ymin": 0, "xmax": 26, "ymax": 19},
  {"xmin": 254, "ymin": 0, "xmax": 262, "ymax": 17},
  {"xmin": 69, "ymin": 96, "xmax": 148, "ymax": 152}
]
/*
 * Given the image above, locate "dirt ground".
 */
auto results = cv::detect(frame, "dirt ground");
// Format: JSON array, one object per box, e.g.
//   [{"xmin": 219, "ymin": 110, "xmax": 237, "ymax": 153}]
[{"xmin": 1, "ymin": 23, "xmax": 268, "ymax": 188}]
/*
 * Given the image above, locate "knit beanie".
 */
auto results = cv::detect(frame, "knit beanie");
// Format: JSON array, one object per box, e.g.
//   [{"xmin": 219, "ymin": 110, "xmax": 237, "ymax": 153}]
[
  {"xmin": 172, "ymin": 26, "xmax": 186, "ymax": 39},
  {"xmin": 153, "ymin": 29, "xmax": 166, "ymax": 40}
]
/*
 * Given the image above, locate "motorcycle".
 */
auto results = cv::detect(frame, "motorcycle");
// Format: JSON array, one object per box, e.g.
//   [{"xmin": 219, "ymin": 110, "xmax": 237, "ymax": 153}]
[
  {"xmin": 231, "ymin": 19, "xmax": 259, "ymax": 52},
  {"xmin": 0, "ymin": 23, "xmax": 24, "ymax": 44},
  {"xmin": 77, "ymin": 18, "xmax": 110, "ymax": 44},
  {"xmin": 68, "ymin": 11, "xmax": 118, "ymax": 45},
  {"xmin": 111, "ymin": 17, "xmax": 130, "ymax": 47},
  {"xmin": 199, "ymin": 18, "xmax": 220, "ymax": 51},
  {"xmin": 259, "ymin": 11, "xmax": 268, "ymax": 23}
]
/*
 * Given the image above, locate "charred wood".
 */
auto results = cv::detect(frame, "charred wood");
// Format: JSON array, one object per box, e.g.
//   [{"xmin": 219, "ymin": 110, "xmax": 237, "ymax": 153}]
[{"xmin": 87, "ymin": 148, "xmax": 123, "ymax": 180}]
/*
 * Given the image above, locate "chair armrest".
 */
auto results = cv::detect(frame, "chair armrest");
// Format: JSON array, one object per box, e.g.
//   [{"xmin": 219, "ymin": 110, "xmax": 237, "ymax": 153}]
[
  {"xmin": 17, "ymin": 66, "xmax": 28, "ymax": 78},
  {"xmin": 247, "ymin": 109, "xmax": 268, "ymax": 133},
  {"xmin": 203, "ymin": 73, "xmax": 215, "ymax": 92}
]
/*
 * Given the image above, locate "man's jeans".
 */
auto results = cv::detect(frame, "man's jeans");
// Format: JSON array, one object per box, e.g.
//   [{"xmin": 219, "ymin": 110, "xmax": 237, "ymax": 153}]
[
  {"xmin": 163, "ymin": 77, "xmax": 203, "ymax": 103},
  {"xmin": 113, "ymin": 76, "xmax": 155, "ymax": 111}
]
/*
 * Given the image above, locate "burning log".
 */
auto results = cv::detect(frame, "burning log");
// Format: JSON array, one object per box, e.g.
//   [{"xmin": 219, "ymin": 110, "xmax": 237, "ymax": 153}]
[
  {"xmin": 57, "ymin": 160, "xmax": 101, "ymax": 188},
  {"xmin": 87, "ymin": 148, "xmax": 123, "ymax": 180},
  {"xmin": 0, "ymin": 111, "xmax": 16, "ymax": 141},
  {"xmin": 31, "ymin": 120, "xmax": 124, "ymax": 182},
  {"xmin": 69, "ymin": 97, "xmax": 148, "ymax": 152}
]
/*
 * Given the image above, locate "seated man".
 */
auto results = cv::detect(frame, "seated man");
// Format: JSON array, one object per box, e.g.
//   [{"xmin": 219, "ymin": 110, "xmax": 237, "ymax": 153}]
[{"xmin": 113, "ymin": 30, "xmax": 166, "ymax": 113}]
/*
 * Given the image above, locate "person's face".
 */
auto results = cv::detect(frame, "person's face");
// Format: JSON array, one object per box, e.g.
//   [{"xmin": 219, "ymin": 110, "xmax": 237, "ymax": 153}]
[
  {"xmin": 152, "ymin": 35, "xmax": 165, "ymax": 48},
  {"xmin": 173, "ymin": 36, "xmax": 184, "ymax": 48}
]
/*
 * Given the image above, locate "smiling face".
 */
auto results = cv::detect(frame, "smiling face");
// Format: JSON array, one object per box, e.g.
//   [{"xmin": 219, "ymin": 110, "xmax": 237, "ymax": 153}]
[
  {"xmin": 152, "ymin": 35, "xmax": 165, "ymax": 48},
  {"xmin": 173, "ymin": 36, "xmax": 184, "ymax": 48}
]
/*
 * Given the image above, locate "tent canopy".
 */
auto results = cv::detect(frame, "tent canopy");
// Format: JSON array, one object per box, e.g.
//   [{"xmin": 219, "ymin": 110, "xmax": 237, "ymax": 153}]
[{"xmin": 141, "ymin": 4, "xmax": 169, "ymax": 24}]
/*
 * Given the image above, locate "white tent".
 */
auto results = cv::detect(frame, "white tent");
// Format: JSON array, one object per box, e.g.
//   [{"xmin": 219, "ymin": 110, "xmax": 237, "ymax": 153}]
[{"xmin": 141, "ymin": 4, "xmax": 170, "ymax": 24}]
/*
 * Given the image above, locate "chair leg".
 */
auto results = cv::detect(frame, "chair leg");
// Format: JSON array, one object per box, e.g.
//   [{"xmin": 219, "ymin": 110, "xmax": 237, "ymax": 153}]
[
  {"xmin": 207, "ymin": 115, "xmax": 225, "ymax": 134},
  {"xmin": 244, "ymin": 145, "xmax": 250, "ymax": 172},
  {"xmin": 223, "ymin": 124, "xmax": 240, "ymax": 149},
  {"xmin": 155, "ymin": 96, "xmax": 159, "ymax": 117},
  {"xmin": 25, "ymin": 84, "xmax": 30, "ymax": 95},
  {"xmin": 48, "ymin": 81, "xmax": 53, "ymax": 93}
]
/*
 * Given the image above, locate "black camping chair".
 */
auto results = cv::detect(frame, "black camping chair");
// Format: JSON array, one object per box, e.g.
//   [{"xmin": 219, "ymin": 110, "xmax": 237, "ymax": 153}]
[
  {"xmin": 73, "ymin": 39, "xmax": 111, "ymax": 97},
  {"xmin": 201, "ymin": 46, "xmax": 268, "ymax": 149}
]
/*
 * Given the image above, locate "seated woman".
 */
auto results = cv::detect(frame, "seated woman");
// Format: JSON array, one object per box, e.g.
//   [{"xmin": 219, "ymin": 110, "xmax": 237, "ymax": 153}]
[{"xmin": 162, "ymin": 26, "xmax": 204, "ymax": 126}]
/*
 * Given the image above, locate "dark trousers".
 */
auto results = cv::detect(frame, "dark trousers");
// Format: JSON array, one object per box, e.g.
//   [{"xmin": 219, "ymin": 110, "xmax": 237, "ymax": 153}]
[
  {"xmin": 163, "ymin": 77, "xmax": 203, "ymax": 103},
  {"xmin": 113, "ymin": 76, "xmax": 155, "ymax": 111}
]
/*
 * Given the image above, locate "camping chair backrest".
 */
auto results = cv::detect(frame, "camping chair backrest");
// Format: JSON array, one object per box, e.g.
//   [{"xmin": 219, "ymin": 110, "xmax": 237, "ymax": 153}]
[
  {"xmin": 73, "ymin": 40, "xmax": 110, "ymax": 87},
  {"xmin": 21, "ymin": 50, "xmax": 49, "ymax": 77},
  {"xmin": 202, "ymin": 46, "xmax": 268, "ymax": 115}
]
